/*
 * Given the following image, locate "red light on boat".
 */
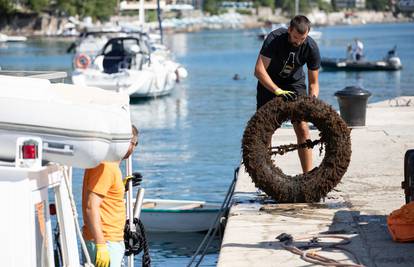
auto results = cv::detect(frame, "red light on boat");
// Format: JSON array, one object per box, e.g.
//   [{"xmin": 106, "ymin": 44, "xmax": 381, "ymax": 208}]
[
  {"xmin": 49, "ymin": 203, "xmax": 56, "ymax": 215},
  {"xmin": 22, "ymin": 144, "xmax": 37, "ymax": 159}
]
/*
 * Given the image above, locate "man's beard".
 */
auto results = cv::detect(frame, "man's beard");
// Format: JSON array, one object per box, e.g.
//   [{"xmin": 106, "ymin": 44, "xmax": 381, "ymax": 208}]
[{"xmin": 287, "ymin": 35, "xmax": 300, "ymax": 51}]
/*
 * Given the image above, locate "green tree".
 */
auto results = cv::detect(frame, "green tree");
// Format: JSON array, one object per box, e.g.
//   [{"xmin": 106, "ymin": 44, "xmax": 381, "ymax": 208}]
[
  {"xmin": 317, "ymin": 0, "xmax": 332, "ymax": 12},
  {"xmin": 203, "ymin": 0, "xmax": 219, "ymax": 14},
  {"xmin": 366, "ymin": 0, "xmax": 389, "ymax": 11},
  {"xmin": 28, "ymin": 0, "xmax": 49, "ymax": 13},
  {"xmin": 277, "ymin": 0, "xmax": 310, "ymax": 15},
  {"xmin": 56, "ymin": 0, "xmax": 78, "ymax": 16},
  {"xmin": 0, "ymin": 0, "xmax": 15, "ymax": 15},
  {"xmin": 94, "ymin": 0, "xmax": 117, "ymax": 20},
  {"xmin": 258, "ymin": 0, "xmax": 274, "ymax": 8}
]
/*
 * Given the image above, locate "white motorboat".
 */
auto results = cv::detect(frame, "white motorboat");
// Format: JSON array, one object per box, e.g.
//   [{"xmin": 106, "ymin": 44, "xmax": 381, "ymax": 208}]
[
  {"xmin": 0, "ymin": 75, "xmax": 132, "ymax": 168},
  {"xmin": 72, "ymin": 36, "xmax": 187, "ymax": 98},
  {"xmin": 140, "ymin": 199, "xmax": 221, "ymax": 232},
  {"xmin": 0, "ymin": 33, "xmax": 27, "ymax": 42}
]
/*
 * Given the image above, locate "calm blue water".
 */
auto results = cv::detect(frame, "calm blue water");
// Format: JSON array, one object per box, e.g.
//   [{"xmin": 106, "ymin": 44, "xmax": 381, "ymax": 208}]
[{"xmin": 1, "ymin": 22, "xmax": 413, "ymax": 266}]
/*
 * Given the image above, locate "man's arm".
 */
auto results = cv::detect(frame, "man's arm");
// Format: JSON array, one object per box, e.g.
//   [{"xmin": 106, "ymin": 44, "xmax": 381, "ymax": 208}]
[
  {"xmin": 308, "ymin": 69, "xmax": 319, "ymax": 97},
  {"xmin": 85, "ymin": 190, "xmax": 105, "ymax": 244},
  {"xmin": 254, "ymin": 54, "xmax": 281, "ymax": 94}
]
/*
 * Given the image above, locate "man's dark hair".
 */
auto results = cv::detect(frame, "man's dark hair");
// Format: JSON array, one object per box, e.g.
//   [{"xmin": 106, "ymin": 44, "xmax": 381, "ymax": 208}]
[{"xmin": 289, "ymin": 15, "xmax": 311, "ymax": 34}]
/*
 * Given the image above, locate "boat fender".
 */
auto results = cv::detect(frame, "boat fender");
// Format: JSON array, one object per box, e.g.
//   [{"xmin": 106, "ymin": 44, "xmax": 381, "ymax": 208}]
[
  {"xmin": 388, "ymin": 202, "xmax": 414, "ymax": 242},
  {"xmin": 176, "ymin": 66, "xmax": 188, "ymax": 80},
  {"xmin": 74, "ymin": 54, "xmax": 91, "ymax": 69},
  {"xmin": 242, "ymin": 96, "xmax": 352, "ymax": 203}
]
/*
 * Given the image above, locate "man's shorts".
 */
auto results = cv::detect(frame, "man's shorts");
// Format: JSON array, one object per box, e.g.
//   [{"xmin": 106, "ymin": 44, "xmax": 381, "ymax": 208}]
[
  {"xmin": 256, "ymin": 85, "xmax": 306, "ymax": 110},
  {"xmin": 84, "ymin": 240, "xmax": 125, "ymax": 267}
]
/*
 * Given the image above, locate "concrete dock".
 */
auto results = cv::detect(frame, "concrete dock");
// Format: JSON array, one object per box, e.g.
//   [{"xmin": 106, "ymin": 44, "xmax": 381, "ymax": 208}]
[{"xmin": 218, "ymin": 97, "xmax": 414, "ymax": 267}]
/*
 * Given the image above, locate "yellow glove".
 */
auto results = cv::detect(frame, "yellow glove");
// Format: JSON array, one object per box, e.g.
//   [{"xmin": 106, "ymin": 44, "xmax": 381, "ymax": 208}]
[
  {"xmin": 274, "ymin": 88, "xmax": 297, "ymax": 101},
  {"xmin": 95, "ymin": 243, "xmax": 110, "ymax": 267},
  {"xmin": 123, "ymin": 175, "xmax": 134, "ymax": 188}
]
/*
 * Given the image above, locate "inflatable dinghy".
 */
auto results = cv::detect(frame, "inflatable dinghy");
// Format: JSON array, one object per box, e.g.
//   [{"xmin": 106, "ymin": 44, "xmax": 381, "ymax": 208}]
[{"xmin": 0, "ymin": 75, "xmax": 132, "ymax": 168}]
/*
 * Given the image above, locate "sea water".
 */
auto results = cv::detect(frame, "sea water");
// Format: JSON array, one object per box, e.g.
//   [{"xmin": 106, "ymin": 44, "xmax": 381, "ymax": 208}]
[{"xmin": 1, "ymin": 22, "xmax": 413, "ymax": 266}]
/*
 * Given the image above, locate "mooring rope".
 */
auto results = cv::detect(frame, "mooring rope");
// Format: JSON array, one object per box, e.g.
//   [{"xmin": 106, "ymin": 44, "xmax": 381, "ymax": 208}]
[
  {"xmin": 187, "ymin": 167, "xmax": 239, "ymax": 267},
  {"xmin": 61, "ymin": 166, "xmax": 94, "ymax": 267},
  {"xmin": 276, "ymin": 233, "xmax": 364, "ymax": 267}
]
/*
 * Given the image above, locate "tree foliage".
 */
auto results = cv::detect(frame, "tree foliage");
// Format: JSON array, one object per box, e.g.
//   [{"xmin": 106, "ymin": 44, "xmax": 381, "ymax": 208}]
[
  {"xmin": 2, "ymin": 0, "xmax": 117, "ymax": 20},
  {"xmin": 0, "ymin": 0, "xmax": 15, "ymax": 15},
  {"xmin": 69, "ymin": 0, "xmax": 118, "ymax": 20},
  {"xmin": 257, "ymin": 0, "xmax": 274, "ymax": 9},
  {"xmin": 275, "ymin": 0, "xmax": 310, "ymax": 15},
  {"xmin": 203, "ymin": 0, "xmax": 219, "ymax": 15},
  {"xmin": 366, "ymin": 0, "xmax": 389, "ymax": 11},
  {"xmin": 27, "ymin": 0, "xmax": 49, "ymax": 13}
]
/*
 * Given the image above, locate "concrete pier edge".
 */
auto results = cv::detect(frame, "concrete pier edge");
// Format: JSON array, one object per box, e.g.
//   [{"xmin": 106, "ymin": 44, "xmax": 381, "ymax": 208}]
[{"xmin": 218, "ymin": 96, "xmax": 414, "ymax": 267}]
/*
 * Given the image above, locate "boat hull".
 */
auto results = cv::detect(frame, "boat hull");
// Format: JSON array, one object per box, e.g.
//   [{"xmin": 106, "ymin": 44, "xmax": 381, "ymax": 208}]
[
  {"xmin": 321, "ymin": 57, "xmax": 402, "ymax": 71},
  {"xmin": 72, "ymin": 66, "xmax": 177, "ymax": 98},
  {"xmin": 0, "ymin": 75, "xmax": 132, "ymax": 168},
  {"xmin": 139, "ymin": 199, "xmax": 220, "ymax": 232}
]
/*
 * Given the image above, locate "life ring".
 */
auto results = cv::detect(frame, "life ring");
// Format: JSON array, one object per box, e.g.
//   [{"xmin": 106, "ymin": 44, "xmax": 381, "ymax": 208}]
[
  {"xmin": 74, "ymin": 54, "xmax": 90, "ymax": 69},
  {"xmin": 242, "ymin": 96, "xmax": 352, "ymax": 203}
]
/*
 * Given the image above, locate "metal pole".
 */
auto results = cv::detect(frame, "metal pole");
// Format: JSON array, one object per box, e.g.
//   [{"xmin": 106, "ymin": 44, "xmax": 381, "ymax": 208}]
[
  {"xmin": 133, "ymin": 188, "xmax": 145, "ymax": 220},
  {"xmin": 156, "ymin": 0, "xmax": 164, "ymax": 44},
  {"xmin": 295, "ymin": 0, "xmax": 299, "ymax": 16},
  {"xmin": 139, "ymin": 0, "xmax": 145, "ymax": 26},
  {"xmin": 126, "ymin": 157, "xmax": 134, "ymax": 267}
]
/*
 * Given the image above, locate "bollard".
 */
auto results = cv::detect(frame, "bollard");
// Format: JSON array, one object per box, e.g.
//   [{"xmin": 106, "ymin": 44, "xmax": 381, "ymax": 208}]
[
  {"xmin": 334, "ymin": 86, "xmax": 372, "ymax": 127},
  {"xmin": 403, "ymin": 149, "xmax": 414, "ymax": 204}
]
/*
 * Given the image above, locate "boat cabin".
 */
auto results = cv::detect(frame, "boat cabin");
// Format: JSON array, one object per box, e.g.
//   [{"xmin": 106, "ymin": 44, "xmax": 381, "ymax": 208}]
[{"xmin": 101, "ymin": 37, "xmax": 151, "ymax": 74}]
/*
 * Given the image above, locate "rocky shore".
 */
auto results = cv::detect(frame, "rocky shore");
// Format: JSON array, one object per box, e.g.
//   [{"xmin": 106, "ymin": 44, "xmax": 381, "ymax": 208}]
[{"xmin": 0, "ymin": 9, "xmax": 412, "ymax": 37}]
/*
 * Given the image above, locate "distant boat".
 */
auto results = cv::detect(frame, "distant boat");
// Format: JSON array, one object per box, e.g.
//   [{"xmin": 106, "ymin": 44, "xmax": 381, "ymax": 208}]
[
  {"xmin": 398, "ymin": 0, "xmax": 414, "ymax": 12},
  {"xmin": 0, "ymin": 33, "xmax": 27, "ymax": 42},
  {"xmin": 71, "ymin": 36, "xmax": 187, "ymax": 98},
  {"xmin": 321, "ymin": 47, "xmax": 403, "ymax": 71},
  {"xmin": 140, "ymin": 199, "xmax": 221, "ymax": 232}
]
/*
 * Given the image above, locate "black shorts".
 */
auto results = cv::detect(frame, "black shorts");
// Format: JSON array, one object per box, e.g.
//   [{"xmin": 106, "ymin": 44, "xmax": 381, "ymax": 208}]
[{"xmin": 256, "ymin": 85, "xmax": 306, "ymax": 110}]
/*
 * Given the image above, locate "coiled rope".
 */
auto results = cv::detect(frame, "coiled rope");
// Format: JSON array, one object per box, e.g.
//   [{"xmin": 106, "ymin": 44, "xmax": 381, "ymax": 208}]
[
  {"xmin": 276, "ymin": 233, "xmax": 364, "ymax": 267},
  {"xmin": 124, "ymin": 218, "xmax": 151, "ymax": 267}
]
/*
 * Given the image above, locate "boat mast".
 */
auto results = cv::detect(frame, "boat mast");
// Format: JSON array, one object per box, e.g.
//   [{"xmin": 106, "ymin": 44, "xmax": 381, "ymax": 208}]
[
  {"xmin": 157, "ymin": 0, "xmax": 164, "ymax": 44},
  {"xmin": 295, "ymin": 0, "xmax": 299, "ymax": 15},
  {"xmin": 139, "ymin": 0, "xmax": 145, "ymax": 26}
]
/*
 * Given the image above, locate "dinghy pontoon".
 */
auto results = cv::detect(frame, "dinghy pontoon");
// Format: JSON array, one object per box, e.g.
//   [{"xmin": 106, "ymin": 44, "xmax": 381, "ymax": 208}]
[{"xmin": 0, "ymin": 75, "xmax": 132, "ymax": 168}]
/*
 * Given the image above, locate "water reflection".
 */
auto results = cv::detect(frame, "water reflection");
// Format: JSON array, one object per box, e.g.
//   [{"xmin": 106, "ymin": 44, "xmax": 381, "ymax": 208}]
[
  {"xmin": 134, "ymin": 232, "xmax": 219, "ymax": 267},
  {"xmin": 130, "ymin": 85, "xmax": 188, "ymax": 130},
  {"xmin": 164, "ymin": 33, "xmax": 189, "ymax": 58}
]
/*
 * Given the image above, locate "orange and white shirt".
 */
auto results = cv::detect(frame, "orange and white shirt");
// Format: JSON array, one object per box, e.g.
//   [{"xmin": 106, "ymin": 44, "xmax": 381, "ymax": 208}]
[{"xmin": 82, "ymin": 162, "xmax": 126, "ymax": 242}]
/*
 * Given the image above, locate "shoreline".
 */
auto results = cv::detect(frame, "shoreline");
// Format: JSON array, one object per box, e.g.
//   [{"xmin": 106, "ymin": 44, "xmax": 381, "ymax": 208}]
[{"xmin": 0, "ymin": 10, "xmax": 412, "ymax": 38}]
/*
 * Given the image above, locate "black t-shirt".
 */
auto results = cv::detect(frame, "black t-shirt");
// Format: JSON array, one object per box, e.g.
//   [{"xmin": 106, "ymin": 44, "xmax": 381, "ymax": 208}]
[{"xmin": 257, "ymin": 28, "xmax": 320, "ymax": 94}]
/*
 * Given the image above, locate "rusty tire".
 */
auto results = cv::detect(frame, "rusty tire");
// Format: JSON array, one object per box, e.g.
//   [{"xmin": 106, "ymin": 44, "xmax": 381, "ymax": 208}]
[{"xmin": 242, "ymin": 96, "xmax": 351, "ymax": 203}]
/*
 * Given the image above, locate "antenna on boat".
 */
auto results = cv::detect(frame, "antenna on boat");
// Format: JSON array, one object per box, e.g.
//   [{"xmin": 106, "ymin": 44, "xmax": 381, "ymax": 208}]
[
  {"xmin": 157, "ymin": 0, "xmax": 164, "ymax": 44},
  {"xmin": 139, "ymin": 0, "xmax": 145, "ymax": 26}
]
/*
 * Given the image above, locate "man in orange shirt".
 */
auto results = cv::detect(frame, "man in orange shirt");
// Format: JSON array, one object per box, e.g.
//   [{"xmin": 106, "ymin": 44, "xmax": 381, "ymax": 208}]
[{"xmin": 82, "ymin": 125, "xmax": 138, "ymax": 267}]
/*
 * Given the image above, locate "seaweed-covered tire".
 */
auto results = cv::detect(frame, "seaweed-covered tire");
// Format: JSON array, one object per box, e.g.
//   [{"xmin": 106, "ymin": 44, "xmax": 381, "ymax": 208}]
[{"xmin": 242, "ymin": 96, "xmax": 351, "ymax": 203}]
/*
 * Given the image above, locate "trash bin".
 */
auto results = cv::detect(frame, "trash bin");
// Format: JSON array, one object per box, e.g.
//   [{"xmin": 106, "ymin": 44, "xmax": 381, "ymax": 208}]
[{"xmin": 334, "ymin": 86, "xmax": 372, "ymax": 127}]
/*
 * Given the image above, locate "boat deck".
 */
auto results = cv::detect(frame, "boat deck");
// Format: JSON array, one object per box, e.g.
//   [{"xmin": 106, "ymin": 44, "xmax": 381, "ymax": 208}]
[{"xmin": 218, "ymin": 97, "xmax": 414, "ymax": 267}]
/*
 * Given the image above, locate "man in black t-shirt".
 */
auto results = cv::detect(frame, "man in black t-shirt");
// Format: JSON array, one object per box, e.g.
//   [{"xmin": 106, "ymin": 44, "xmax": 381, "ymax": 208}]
[{"xmin": 254, "ymin": 15, "xmax": 321, "ymax": 173}]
